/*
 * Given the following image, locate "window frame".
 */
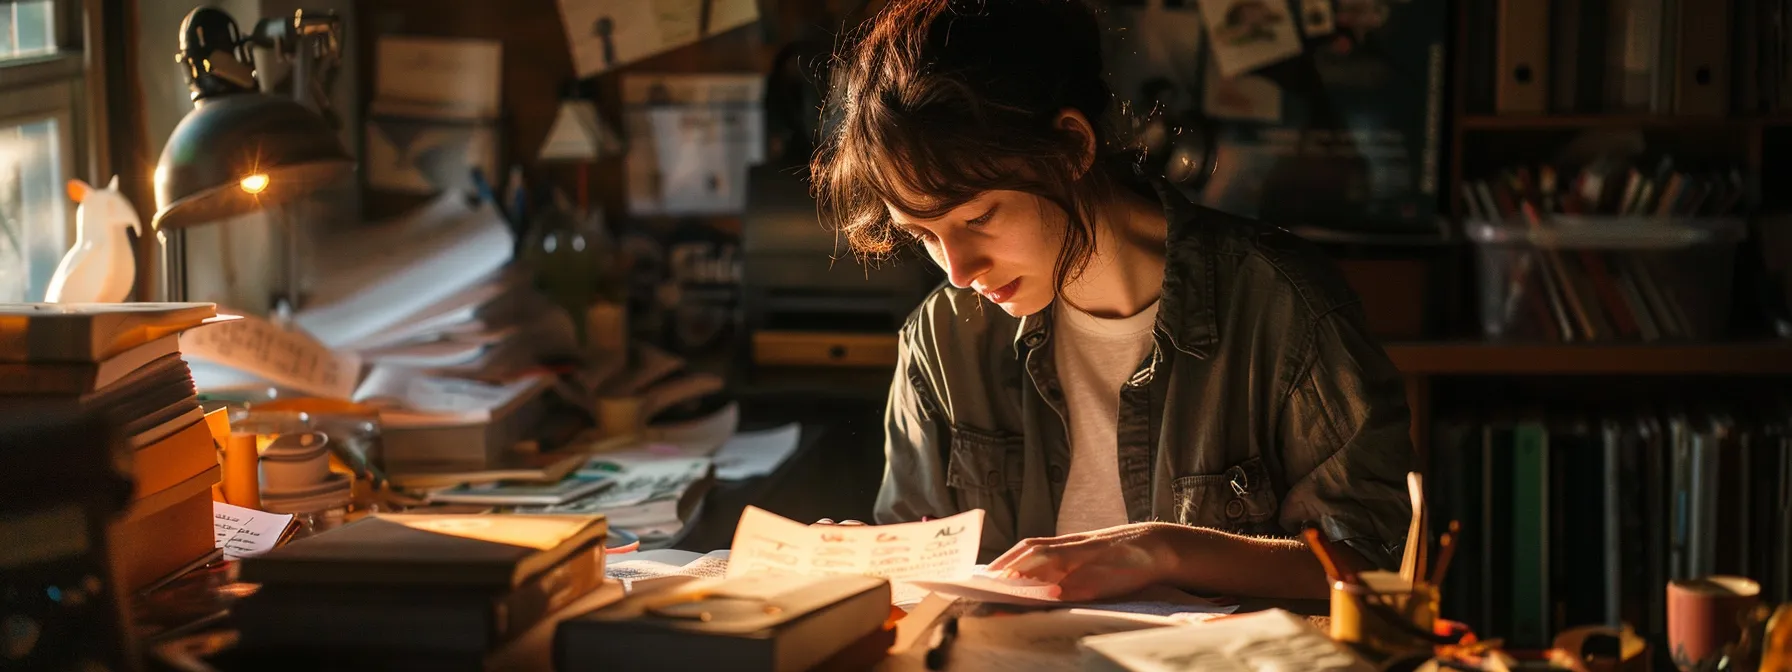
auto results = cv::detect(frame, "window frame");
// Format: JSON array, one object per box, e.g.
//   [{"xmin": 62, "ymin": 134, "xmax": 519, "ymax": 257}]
[{"xmin": 0, "ymin": 0, "xmax": 90, "ymax": 301}]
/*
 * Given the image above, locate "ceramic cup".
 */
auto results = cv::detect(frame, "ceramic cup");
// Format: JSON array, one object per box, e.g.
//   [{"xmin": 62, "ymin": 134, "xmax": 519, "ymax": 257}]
[{"xmin": 1668, "ymin": 575, "xmax": 1762, "ymax": 671}]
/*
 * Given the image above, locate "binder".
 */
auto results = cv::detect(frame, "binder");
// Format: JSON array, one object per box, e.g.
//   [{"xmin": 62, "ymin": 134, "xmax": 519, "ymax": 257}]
[
  {"xmin": 1496, "ymin": 0, "xmax": 1551, "ymax": 113},
  {"xmin": 1673, "ymin": 0, "xmax": 1731, "ymax": 115}
]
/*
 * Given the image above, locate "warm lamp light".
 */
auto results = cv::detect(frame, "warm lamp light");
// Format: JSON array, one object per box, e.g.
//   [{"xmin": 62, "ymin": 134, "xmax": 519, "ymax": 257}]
[{"xmin": 149, "ymin": 7, "xmax": 354, "ymax": 306}]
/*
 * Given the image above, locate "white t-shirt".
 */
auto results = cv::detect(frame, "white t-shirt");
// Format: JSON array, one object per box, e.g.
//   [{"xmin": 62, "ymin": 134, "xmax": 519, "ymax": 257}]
[{"xmin": 1052, "ymin": 298, "xmax": 1161, "ymax": 536}]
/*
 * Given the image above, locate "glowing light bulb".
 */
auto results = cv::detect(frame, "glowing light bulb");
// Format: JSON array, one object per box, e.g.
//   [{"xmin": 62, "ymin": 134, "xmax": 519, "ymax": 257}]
[{"xmin": 239, "ymin": 173, "xmax": 269, "ymax": 194}]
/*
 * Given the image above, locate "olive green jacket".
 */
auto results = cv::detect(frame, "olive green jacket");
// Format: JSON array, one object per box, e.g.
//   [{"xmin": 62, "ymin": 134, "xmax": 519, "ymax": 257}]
[{"xmin": 873, "ymin": 184, "xmax": 1417, "ymax": 569}]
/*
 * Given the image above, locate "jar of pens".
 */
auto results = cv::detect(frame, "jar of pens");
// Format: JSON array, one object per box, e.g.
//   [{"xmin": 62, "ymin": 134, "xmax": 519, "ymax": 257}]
[{"xmin": 1305, "ymin": 473, "xmax": 1462, "ymax": 667}]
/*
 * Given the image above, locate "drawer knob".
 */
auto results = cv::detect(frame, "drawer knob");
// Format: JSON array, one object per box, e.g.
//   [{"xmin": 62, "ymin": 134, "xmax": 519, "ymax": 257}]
[{"xmin": 828, "ymin": 345, "xmax": 847, "ymax": 359}]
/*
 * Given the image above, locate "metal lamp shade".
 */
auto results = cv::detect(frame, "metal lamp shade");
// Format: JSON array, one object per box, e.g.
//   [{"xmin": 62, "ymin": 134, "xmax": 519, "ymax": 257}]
[{"xmin": 152, "ymin": 92, "xmax": 353, "ymax": 230}]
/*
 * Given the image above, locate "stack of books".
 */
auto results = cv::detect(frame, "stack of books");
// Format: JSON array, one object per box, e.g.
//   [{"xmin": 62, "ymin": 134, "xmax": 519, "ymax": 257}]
[
  {"xmin": 232, "ymin": 512, "xmax": 616, "ymax": 668},
  {"xmin": 0, "ymin": 303, "xmax": 223, "ymax": 592}
]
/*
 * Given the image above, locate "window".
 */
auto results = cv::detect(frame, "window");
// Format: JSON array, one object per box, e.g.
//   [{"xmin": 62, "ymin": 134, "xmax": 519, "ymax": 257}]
[{"xmin": 0, "ymin": 0, "xmax": 86, "ymax": 302}]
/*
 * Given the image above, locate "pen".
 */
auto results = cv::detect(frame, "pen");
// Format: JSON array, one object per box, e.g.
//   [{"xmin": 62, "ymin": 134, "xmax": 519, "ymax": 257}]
[{"xmin": 924, "ymin": 615, "xmax": 959, "ymax": 670}]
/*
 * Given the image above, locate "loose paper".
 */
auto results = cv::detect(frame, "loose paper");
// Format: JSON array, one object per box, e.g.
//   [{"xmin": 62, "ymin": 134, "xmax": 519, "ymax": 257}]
[
  {"xmin": 213, "ymin": 502, "xmax": 294, "ymax": 560},
  {"xmin": 713, "ymin": 423, "xmax": 801, "ymax": 481},
  {"xmin": 180, "ymin": 310, "xmax": 361, "ymax": 400},
  {"xmin": 1196, "ymin": 0, "xmax": 1304, "ymax": 77},
  {"xmin": 353, "ymin": 366, "xmax": 551, "ymax": 426},
  {"xmin": 906, "ymin": 576, "xmax": 1240, "ymax": 616},
  {"xmin": 726, "ymin": 506, "xmax": 984, "ymax": 583},
  {"xmin": 557, "ymin": 0, "xmax": 761, "ymax": 78},
  {"xmin": 621, "ymin": 73, "xmax": 764, "ymax": 216},
  {"xmin": 883, "ymin": 608, "xmax": 1183, "ymax": 672},
  {"xmin": 1078, "ymin": 608, "xmax": 1372, "ymax": 671}
]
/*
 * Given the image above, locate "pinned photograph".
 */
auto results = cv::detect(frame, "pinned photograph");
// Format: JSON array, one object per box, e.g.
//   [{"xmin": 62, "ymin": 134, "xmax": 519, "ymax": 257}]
[{"xmin": 1196, "ymin": 0, "xmax": 1304, "ymax": 77}]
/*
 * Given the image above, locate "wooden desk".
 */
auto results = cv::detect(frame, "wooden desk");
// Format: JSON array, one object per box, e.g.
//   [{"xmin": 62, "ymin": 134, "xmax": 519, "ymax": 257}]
[{"xmin": 670, "ymin": 390, "xmax": 887, "ymax": 553}]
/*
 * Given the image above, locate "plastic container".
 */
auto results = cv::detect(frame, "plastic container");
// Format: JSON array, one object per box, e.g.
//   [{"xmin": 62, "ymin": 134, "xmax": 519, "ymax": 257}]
[{"xmin": 1466, "ymin": 217, "xmax": 1746, "ymax": 342}]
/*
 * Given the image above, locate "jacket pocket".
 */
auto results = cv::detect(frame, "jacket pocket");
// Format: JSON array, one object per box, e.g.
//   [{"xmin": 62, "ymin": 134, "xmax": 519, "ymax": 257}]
[
  {"xmin": 945, "ymin": 423, "xmax": 1024, "ymax": 497},
  {"xmin": 1170, "ymin": 456, "xmax": 1280, "ymax": 532}
]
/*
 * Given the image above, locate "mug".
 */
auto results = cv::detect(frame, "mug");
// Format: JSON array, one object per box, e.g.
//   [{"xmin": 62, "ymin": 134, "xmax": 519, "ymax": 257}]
[{"xmin": 1668, "ymin": 575, "xmax": 1762, "ymax": 671}]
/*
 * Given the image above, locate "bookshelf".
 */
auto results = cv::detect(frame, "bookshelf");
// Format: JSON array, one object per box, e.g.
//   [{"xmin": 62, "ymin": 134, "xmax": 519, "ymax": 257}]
[
  {"xmin": 1427, "ymin": 1, "xmax": 1792, "ymax": 657},
  {"xmin": 756, "ymin": 332, "xmax": 1792, "ymax": 376},
  {"xmin": 1384, "ymin": 341, "xmax": 1792, "ymax": 375}
]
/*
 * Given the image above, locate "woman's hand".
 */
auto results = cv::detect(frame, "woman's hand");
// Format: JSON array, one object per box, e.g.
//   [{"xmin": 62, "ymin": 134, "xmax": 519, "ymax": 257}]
[{"xmin": 985, "ymin": 523, "xmax": 1184, "ymax": 602}]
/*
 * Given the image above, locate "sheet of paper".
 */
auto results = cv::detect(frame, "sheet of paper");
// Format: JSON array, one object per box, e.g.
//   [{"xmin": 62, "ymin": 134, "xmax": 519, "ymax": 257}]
[
  {"xmin": 713, "ymin": 423, "xmax": 801, "ymax": 481},
  {"xmin": 621, "ymin": 73, "xmax": 764, "ymax": 216},
  {"xmin": 605, "ymin": 551, "xmax": 731, "ymax": 588},
  {"xmin": 1079, "ymin": 608, "xmax": 1372, "ymax": 672},
  {"xmin": 297, "ymin": 193, "xmax": 515, "ymax": 349},
  {"xmin": 646, "ymin": 105, "xmax": 755, "ymax": 214},
  {"xmin": 881, "ymin": 608, "xmax": 1184, "ymax": 672},
  {"xmin": 727, "ymin": 506, "xmax": 984, "ymax": 583},
  {"xmin": 557, "ymin": 0, "xmax": 760, "ymax": 77},
  {"xmin": 354, "ymin": 366, "xmax": 552, "ymax": 427},
  {"xmin": 213, "ymin": 502, "xmax": 294, "ymax": 560},
  {"xmin": 180, "ymin": 310, "xmax": 361, "ymax": 400}
]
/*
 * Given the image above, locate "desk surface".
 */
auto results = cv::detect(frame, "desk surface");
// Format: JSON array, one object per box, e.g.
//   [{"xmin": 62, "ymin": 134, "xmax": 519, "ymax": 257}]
[{"xmin": 670, "ymin": 391, "xmax": 887, "ymax": 552}]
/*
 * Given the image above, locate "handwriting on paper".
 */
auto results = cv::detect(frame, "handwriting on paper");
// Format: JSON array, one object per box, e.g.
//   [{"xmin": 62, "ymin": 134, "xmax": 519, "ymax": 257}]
[
  {"xmin": 181, "ymin": 311, "xmax": 361, "ymax": 400},
  {"xmin": 213, "ymin": 502, "xmax": 294, "ymax": 560},
  {"xmin": 725, "ymin": 506, "xmax": 984, "ymax": 583}
]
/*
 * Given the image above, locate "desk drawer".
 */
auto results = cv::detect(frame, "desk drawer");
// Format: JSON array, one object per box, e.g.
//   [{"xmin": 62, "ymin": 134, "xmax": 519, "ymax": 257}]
[{"xmin": 753, "ymin": 331, "xmax": 899, "ymax": 368}]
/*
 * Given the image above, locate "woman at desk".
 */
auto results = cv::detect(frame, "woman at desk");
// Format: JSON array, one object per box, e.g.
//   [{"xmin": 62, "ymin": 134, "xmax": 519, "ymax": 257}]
[{"xmin": 809, "ymin": 0, "xmax": 1416, "ymax": 602}]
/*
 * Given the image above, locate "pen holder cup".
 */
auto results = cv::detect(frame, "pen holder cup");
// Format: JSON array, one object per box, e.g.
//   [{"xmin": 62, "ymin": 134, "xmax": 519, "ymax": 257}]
[{"xmin": 1330, "ymin": 571, "xmax": 1439, "ymax": 658}]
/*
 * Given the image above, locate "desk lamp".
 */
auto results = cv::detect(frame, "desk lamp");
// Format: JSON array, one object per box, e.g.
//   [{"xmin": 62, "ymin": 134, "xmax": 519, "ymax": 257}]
[{"xmin": 150, "ymin": 7, "xmax": 354, "ymax": 306}]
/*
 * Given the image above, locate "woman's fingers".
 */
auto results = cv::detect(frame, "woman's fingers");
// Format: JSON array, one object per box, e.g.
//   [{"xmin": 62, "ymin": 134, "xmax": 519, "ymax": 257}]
[{"xmin": 987, "ymin": 538, "xmax": 1043, "ymax": 572}]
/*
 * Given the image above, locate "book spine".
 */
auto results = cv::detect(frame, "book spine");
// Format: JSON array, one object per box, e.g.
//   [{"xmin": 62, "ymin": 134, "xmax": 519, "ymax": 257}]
[
  {"xmin": 1510, "ymin": 422, "xmax": 1550, "ymax": 649},
  {"xmin": 491, "ymin": 544, "xmax": 606, "ymax": 644}
]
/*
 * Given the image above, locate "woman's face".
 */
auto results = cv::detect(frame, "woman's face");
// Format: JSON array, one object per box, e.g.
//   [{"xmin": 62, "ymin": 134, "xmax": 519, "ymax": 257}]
[{"xmin": 888, "ymin": 189, "xmax": 1068, "ymax": 318}]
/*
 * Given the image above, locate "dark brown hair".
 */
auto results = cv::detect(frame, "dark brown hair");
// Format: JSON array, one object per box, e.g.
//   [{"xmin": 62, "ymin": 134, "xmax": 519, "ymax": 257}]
[{"xmin": 811, "ymin": 0, "xmax": 1132, "ymax": 289}]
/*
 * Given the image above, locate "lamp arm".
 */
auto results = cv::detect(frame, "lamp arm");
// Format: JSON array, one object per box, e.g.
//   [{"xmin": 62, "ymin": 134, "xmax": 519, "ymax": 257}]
[{"xmin": 245, "ymin": 11, "xmax": 344, "ymax": 125}]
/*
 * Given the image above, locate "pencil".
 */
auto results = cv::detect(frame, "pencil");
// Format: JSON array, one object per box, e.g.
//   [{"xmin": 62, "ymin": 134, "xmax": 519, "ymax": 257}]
[
  {"xmin": 1302, "ymin": 527, "xmax": 1350, "ymax": 584},
  {"xmin": 1429, "ymin": 520, "xmax": 1461, "ymax": 588}
]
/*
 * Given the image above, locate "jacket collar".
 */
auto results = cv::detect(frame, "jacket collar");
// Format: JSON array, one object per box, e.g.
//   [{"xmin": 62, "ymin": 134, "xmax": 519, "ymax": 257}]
[{"xmin": 1012, "ymin": 177, "xmax": 1219, "ymax": 359}]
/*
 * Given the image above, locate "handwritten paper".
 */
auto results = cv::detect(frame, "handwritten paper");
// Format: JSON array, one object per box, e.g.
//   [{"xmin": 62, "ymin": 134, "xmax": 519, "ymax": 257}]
[
  {"xmin": 181, "ymin": 310, "xmax": 361, "ymax": 400},
  {"xmin": 213, "ymin": 502, "xmax": 294, "ymax": 560},
  {"xmin": 726, "ymin": 506, "xmax": 984, "ymax": 583}
]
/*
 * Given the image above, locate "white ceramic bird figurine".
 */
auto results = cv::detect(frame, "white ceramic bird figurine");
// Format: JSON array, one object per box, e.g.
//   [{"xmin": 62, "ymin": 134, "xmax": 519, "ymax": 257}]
[{"xmin": 45, "ymin": 176, "xmax": 141, "ymax": 303}]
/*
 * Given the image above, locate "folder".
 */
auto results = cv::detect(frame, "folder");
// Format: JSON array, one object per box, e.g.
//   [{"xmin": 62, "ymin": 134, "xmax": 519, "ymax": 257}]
[{"xmin": 1496, "ymin": 0, "xmax": 1550, "ymax": 113}]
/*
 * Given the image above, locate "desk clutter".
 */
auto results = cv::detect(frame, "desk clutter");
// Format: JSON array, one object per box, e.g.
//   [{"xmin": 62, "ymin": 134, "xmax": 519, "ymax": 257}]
[{"xmin": 1431, "ymin": 402, "xmax": 1792, "ymax": 670}]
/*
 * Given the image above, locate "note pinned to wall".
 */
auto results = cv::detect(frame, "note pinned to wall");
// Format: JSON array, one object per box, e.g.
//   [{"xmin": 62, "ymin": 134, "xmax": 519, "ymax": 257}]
[
  {"xmin": 213, "ymin": 502, "xmax": 295, "ymax": 560},
  {"xmin": 621, "ymin": 73, "xmax": 764, "ymax": 216},
  {"xmin": 726, "ymin": 506, "xmax": 985, "ymax": 583},
  {"xmin": 180, "ymin": 310, "xmax": 362, "ymax": 400},
  {"xmin": 556, "ymin": 0, "xmax": 761, "ymax": 78}
]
